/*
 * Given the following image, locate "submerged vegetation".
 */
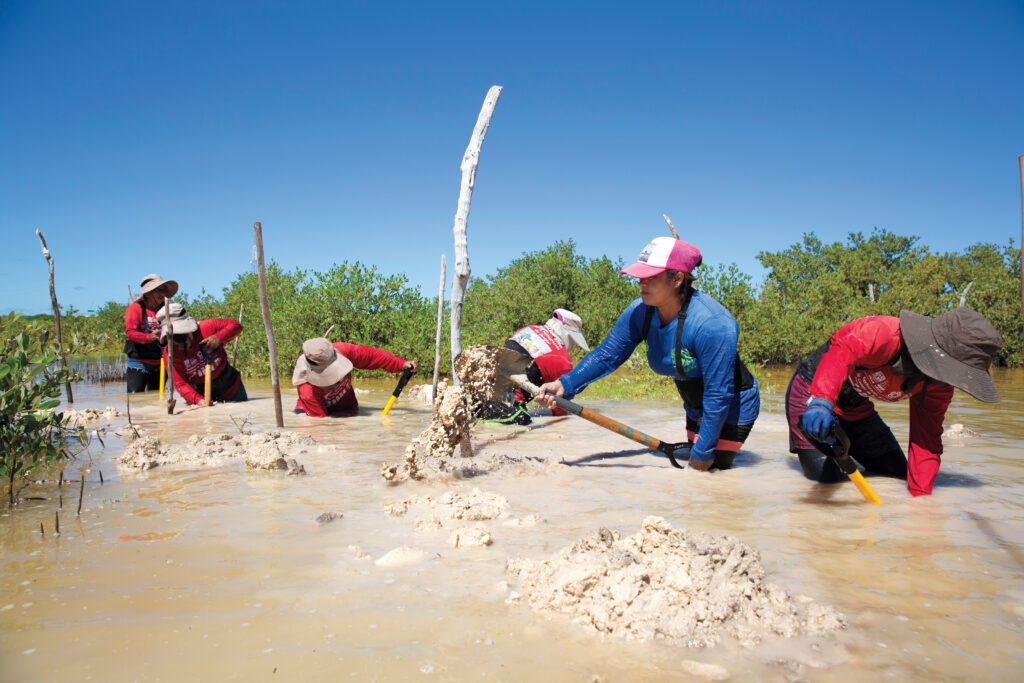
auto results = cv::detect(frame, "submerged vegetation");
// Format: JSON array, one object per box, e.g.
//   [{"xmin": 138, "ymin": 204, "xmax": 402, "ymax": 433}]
[{"xmin": 8, "ymin": 230, "xmax": 1023, "ymax": 387}]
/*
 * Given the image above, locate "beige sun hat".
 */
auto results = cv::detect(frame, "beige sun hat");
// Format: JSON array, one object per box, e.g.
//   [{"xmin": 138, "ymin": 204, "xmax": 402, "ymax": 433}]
[
  {"xmin": 136, "ymin": 273, "xmax": 179, "ymax": 302},
  {"xmin": 544, "ymin": 308, "xmax": 589, "ymax": 351},
  {"xmin": 154, "ymin": 302, "xmax": 199, "ymax": 336},
  {"xmin": 292, "ymin": 338, "xmax": 353, "ymax": 387}
]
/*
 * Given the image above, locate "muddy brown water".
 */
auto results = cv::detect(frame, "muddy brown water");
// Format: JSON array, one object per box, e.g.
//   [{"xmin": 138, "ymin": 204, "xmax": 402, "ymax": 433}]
[{"xmin": 2, "ymin": 370, "xmax": 1023, "ymax": 680}]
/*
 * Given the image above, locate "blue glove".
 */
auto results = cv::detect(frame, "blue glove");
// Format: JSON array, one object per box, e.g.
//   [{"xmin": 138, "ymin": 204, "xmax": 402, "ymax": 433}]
[{"xmin": 802, "ymin": 398, "xmax": 836, "ymax": 440}]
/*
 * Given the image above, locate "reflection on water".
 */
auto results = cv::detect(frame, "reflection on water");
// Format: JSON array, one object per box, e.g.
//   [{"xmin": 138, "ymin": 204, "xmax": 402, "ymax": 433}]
[{"xmin": 1, "ymin": 370, "xmax": 1023, "ymax": 680}]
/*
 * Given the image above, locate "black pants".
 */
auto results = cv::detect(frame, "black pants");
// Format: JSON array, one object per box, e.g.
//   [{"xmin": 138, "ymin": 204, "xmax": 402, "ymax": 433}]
[{"xmin": 126, "ymin": 365, "xmax": 160, "ymax": 393}]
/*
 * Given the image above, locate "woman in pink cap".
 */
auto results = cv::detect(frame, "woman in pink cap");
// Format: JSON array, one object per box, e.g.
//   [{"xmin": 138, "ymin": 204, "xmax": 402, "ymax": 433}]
[{"xmin": 536, "ymin": 237, "xmax": 760, "ymax": 470}]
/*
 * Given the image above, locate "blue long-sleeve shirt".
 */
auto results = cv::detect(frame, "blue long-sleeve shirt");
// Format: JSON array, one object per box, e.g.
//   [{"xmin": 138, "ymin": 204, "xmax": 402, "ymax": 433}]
[{"xmin": 559, "ymin": 294, "xmax": 760, "ymax": 462}]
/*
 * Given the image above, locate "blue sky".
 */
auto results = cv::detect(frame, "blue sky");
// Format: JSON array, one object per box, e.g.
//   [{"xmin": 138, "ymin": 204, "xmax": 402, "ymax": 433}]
[{"xmin": 2, "ymin": 1, "xmax": 1022, "ymax": 315}]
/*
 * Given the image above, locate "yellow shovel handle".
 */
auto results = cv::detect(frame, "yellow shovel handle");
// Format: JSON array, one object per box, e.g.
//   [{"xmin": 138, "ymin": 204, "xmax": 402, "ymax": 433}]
[
  {"xmin": 381, "ymin": 395, "xmax": 398, "ymax": 417},
  {"xmin": 847, "ymin": 470, "xmax": 882, "ymax": 505},
  {"xmin": 159, "ymin": 357, "xmax": 166, "ymax": 396}
]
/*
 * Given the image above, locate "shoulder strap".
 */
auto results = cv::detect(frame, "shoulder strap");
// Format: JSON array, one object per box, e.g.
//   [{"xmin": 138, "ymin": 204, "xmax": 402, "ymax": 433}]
[
  {"xmin": 673, "ymin": 286, "xmax": 694, "ymax": 377},
  {"xmin": 641, "ymin": 305, "xmax": 655, "ymax": 341}
]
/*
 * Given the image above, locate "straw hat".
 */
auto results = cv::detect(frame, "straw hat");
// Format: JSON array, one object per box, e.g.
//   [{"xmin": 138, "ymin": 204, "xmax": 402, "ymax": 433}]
[
  {"xmin": 137, "ymin": 273, "xmax": 179, "ymax": 302},
  {"xmin": 292, "ymin": 338, "xmax": 353, "ymax": 387}
]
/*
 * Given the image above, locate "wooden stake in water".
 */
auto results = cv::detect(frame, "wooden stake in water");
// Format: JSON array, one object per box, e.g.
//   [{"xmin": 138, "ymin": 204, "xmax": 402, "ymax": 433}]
[
  {"xmin": 55, "ymin": 510, "xmax": 60, "ymax": 535},
  {"xmin": 231, "ymin": 302, "xmax": 243, "ymax": 366},
  {"xmin": 76, "ymin": 477, "xmax": 85, "ymax": 516},
  {"xmin": 35, "ymin": 230, "xmax": 73, "ymax": 404},
  {"xmin": 433, "ymin": 254, "xmax": 446, "ymax": 403},
  {"xmin": 164, "ymin": 296, "xmax": 176, "ymax": 415},
  {"xmin": 254, "ymin": 222, "xmax": 284, "ymax": 428},
  {"xmin": 450, "ymin": 86, "xmax": 502, "ymax": 383}
]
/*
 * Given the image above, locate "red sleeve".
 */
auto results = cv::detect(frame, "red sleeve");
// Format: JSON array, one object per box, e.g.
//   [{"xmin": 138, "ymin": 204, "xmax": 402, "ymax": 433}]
[
  {"xmin": 296, "ymin": 383, "xmax": 328, "ymax": 417},
  {"xmin": 809, "ymin": 316, "xmax": 902, "ymax": 404},
  {"xmin": 334, "ymin": 342, "xmax": 406, "ymax": 373},
  {"xmin": 199, "ymin": 319, "xmax": 242, "ymax": 345},
  {"xmin": 906, "ymin": 382, "xmax": 954, "ymax": 496},
  {"xmin": 165, "ymin": 347, "xmax": 202, "ymax": 405},
  {"xmin": 124, "ymin": 303, "xmax": 153, "ymax": 344}
]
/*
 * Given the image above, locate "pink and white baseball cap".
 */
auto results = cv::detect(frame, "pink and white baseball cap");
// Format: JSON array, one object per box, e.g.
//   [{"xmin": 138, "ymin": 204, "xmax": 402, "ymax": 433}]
[{"xmin": 621, "ymin": 237, "xmax": 702, "ymax": 279}]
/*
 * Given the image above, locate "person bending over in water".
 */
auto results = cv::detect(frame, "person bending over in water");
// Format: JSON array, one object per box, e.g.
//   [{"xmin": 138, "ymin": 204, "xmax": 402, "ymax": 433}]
[
  {"xmin": 292, "ymin": 337, "xmax": 417, "ymax": 417},
  {"xmin": 536, "ymin": 236, "xmax": 760, "ymax": 470},
  {"xmin": 475, "ymin": 308, "xmax": 590, "ymax": 425},
  {"xmin": 786, "ymin": 307, "xmax": 1003, "ymax": 496},
  {"xmin": 157, "ymin": 302, "xmax": 246, "ymax": 405}
]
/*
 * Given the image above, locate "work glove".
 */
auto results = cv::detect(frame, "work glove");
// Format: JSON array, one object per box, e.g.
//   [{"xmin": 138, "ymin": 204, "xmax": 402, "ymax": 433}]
[{"xmin": 801, "ymin": 398, "xmax": 836, "ymax": 440}]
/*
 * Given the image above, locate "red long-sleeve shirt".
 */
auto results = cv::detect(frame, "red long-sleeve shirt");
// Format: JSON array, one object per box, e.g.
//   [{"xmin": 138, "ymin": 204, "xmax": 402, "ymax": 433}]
[
  {"xmin": 163, "ymin": 319, "xmax": 243, "ymax": 405},
  {"xmin": 295, "ymin": 342, "xmax": 408, "ymax": 417},
  {"xmin": 809, "ymin": 316, "xmax": 955, "ymax": 496},
  {"xmin": 124, "ymin": 302, "xmax": 163, "ymax": 366}
]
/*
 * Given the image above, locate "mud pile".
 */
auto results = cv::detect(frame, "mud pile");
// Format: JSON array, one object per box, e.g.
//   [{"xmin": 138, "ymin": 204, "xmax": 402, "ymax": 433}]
[
  {"xmin": 63, "ymin": 407, "xmax": 121, "ymax": 427},
  {"xmin": 506, "ymin": 516, "xmax": 845, "ymax": 648},
  {"xmin": 405, "ymin": 382, "xmax": 440, "ymax": 404},
  {"xmin": 380, "ymin": 382, "xmax": 474, "ymax": 482},
  {"xmin": 385, "ymin": 487, "xmax": 540, "ymax": 548},
  {"xmin": 120, "ymin": 430, "xmax": 311, "ymax": 474}
]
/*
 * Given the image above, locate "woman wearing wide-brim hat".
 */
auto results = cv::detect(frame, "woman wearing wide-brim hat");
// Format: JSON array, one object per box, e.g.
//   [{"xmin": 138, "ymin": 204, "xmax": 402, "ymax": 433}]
[
  {"xmin": 123, "ymin": 273, "xmax": 179, "ymax": 393},
  {"xmin": 787, "ymin": 306, "xmax": 1003, "ymax": 496},
  {"xmin": 157, "ymin": 302, "xmax": 247, "ymax": 405},
  {"xmin": 536, "ymin": 236, "xmax": 760, "ymax": 471},
  {"xmin": 292, "ymin": 338, "xmax": 416, "ymax": 417}
]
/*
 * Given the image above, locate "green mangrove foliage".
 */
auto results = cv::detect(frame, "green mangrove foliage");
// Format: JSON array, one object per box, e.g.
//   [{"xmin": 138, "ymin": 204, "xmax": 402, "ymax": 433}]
[
  {"xmin": 20, "ymin": 230, "xmax": 1022, "ymax": 378},
  {"xmin": 0, "ymin": 315, "xmax": 81, "ymax": 506}
]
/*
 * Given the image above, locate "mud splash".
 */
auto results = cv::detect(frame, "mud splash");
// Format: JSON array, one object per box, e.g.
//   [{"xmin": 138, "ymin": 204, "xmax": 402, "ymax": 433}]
[
  {"xmin": 120, "ymin": 430, "xmax": 312, "ymax": 474},
  {"xmin": 380, "ymin": 382, "xmax": 474, "ymax": 482},
  {"xmin": 506, "ymin": 516, "xmax": 845, "ymax": 648}
]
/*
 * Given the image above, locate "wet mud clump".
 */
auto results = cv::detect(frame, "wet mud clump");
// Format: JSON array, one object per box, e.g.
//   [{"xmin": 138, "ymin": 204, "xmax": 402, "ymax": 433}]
[
  {"xmin": 506, "ymin": 516, "xmax": 845, "ymax": 648},
  {"xmin": 381, "ymin": 383, "xmax": 474, "ymax": 482},
  {"xmin": 63, "ymin": 407, "xmax": 122, "ymax": 428},
  {"xmin": 385, "ymin": 488, "xmax": 533, "ymax": 549},
  {"xmin": 120, "ymin": 430, "xmax": 312, "ymax": 474}
]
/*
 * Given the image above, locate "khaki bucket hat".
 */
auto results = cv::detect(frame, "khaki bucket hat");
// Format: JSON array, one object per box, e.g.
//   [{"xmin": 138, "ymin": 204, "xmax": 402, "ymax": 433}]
[
  {"xmin": 154, "ymin": 302, "xmax": 199, "ymax": 336},
  {"xmin": 137, "ymin": 273, "xmax": 179, "ymax": 302},
  {"xmin": 899, "ymin": 307, "xmax": 1003, "ymax": 403},
  {"xmin": 292, "ymin": 338, "xmax": 353, "ymax": 387},
  {"xmin": 544, "ymin": 308, "xmax": 590, "ymax": 351}
]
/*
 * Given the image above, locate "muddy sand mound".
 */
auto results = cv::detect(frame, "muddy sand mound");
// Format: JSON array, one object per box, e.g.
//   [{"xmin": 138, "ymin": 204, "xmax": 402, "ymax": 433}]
[
  {"xmin": 63, "ymin": 407, "xmax": 121, "ymax": 427},
  {"xmin": 385, "ymin": 487, "xmax": 539, "ymax": 548},
  {"xmin": 120, "ymin": 430, "xmax": 312, "ymax": 474},
  {"xmin": 506, "ymin": 516, "xmax": 845, "ymax": 648}
]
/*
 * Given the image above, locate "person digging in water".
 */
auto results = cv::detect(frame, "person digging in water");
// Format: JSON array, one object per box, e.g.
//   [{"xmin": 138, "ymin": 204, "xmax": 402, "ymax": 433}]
[
  {"xmin": 474, "ymin": 309, "xmax": 590, "ymax": 425},
  {"xmin": 292, "ymin": 338, "xmax": 417, "ymax": 417},
  {"xmin": 535, "ymin": 237, "xmax": 760, "ymax": 470},
  {"xmin": 157, "ymin": 302, "xmax": 246, "ymax": 406},
  {"xmin": 786, "ymin": 307, "xmax": 1003, "ymax": 497},
  {"xmin": 124, "ymin": 273, "xmax": 178, "ymax": 393}
]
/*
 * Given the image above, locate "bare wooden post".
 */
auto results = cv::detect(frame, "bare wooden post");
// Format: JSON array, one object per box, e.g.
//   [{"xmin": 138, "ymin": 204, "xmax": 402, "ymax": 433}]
[
  {"xmin": 432, "ymin": 254, "xmax": 446, "ymax": 402},
  {"xmin": 35, "ymin": 230, "xmax": 73, "ymax": 404},
  {"xmin": 254, "ymin": 222, "xmax": 284, "ymax": 428},
  {"xmin": 959, "ymin": 281, "xmax": 974, "ymax": 307},
  {"xmin": 661, "ymin": 213, "xmax": 681, "ymax": 239},
  {"xmin": 323, "ymin": 325, "xmax": 335, "ymax": 339},
  {"xmin": 1019, "ymin": 154, "xmax": 1023, "ymax": 316},
  {"xmin": 163, "ymin": 296, "xmax": 176, "ymax": 414},
  {"xmin": 127, "ymin": 284, "xmax": 134, "ymax": 301},
  {"xmin": 450, "ymin": 85, "xmax": 502, "ymax": 383},
  {"xmin": 231, "ymin": 303, "xmax": 243, "ymax": 366}
]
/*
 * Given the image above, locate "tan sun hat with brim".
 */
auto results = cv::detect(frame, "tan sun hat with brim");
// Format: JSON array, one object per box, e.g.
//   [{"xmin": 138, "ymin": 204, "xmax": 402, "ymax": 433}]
[
  {"xmin": 154, "ymin": 302, "xmax": 199, "ymax": 336},
  {"xmin": 899, "ymin": 307, "xmax": 1003, "ymax": 403},
  {"xmin": 137, "ymin": 273, "xmax": 179, "ymax": 302},
  {"xmin": 292, "ymin": 338, "xmax": 354, "ymax": 387},
  {"xmin": 545, "ymin": 308, "xmax": 590, "ymax": 351}
]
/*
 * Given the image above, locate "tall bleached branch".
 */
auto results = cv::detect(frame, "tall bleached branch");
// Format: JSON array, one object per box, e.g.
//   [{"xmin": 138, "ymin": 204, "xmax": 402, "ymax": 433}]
[
  {"xmin": 450, "ymin": 85, "xmax": 502, "ymax": 384},
  {"xmin": 35, "ymin": 230, "xmax": 73, "ymax": 404}
]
